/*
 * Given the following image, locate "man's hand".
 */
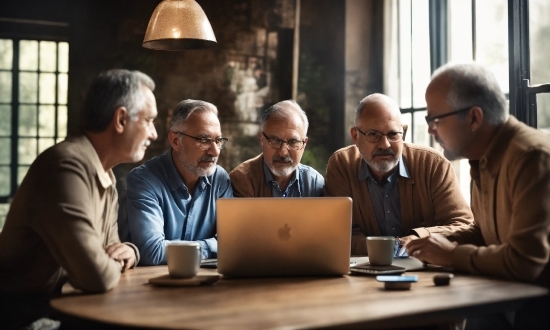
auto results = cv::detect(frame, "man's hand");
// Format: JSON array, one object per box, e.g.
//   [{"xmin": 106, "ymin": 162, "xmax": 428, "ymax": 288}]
[
  {"xmin": 398, "ymin": 235, "xmax": 417, "ymax": 247},
  {"xmin": 405, "ymin": 234, "xmax": 457, "ymax": 267},
  {"xmin": 104, "ymin": 243, "xmax": 136, "ymax": 272},
  {"xmin": 394, "ymin": 235, "xmax": 417, "ymax": 256}
]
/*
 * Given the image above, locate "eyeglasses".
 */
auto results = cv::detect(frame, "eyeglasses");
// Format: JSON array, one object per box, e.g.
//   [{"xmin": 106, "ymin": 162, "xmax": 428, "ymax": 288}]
[
  {"xmin": 424, "ymin": 106, "xmax": 472, "ymax": 130},
  {"xmin": 173, "ymin": 131, "xmax": 228, "ymax": 150},
  {"xmin": 261, "ymin": 132, "xmax": 306, "ymax": 150},
  {"xmin": 354, "ymin": 127, "xmax": 403, "ymax": 143}
]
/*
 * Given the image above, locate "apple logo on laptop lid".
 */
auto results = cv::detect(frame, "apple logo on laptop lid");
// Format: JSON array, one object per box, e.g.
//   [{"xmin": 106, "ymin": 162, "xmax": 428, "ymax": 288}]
[{"xmin": 278, "ymin": 223, "xmax": 291, "ymax": 241}]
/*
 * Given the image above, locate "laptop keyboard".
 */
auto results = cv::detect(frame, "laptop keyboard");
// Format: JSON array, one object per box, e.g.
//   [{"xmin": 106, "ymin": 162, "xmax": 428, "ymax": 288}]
[{"xmin": 200, "ymin": 259, "xmax": 218, "ymax": 269}]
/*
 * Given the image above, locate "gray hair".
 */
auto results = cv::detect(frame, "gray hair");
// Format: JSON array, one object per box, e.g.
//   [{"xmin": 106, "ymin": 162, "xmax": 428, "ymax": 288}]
[
  {"xmin": 354, "ymin": 93, "xmax": 401, "ymax": 126},
  {"xmin": 260, "ymin": 100, "xmax": 309, "ymax": 134},
  {"xmin": 431, "ymin": 62, "xmax": 507, "ymax": 126},
  {"xmin": 81, "ymin": 69, "xmax": 155, "ymax": 132},
  {"xmin": 170, "ymin": 99, "xmax": 218, "ymax": 131}
]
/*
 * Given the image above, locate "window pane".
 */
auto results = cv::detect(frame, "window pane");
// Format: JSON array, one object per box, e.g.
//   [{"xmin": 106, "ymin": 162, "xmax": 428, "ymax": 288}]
[
  {"xmin": 18, "ymin": 166, "xmax": 29, "ymax": 185},
  {"xmin": 449, "ymin": 0, "xmax": 473, "ymax": 62},
  {"xmin": 0, "ymin": 138, "xmax": 10, "ymax": 164},
  {"xmin": 19, "ymin": 40, "xmax": 38, "ymax": 71},
  {"xmin": 18, "ymin": 105, "xmax": 37, "ymax": 136},
  {"xmin": 39, "ymin": 105, "xmax": 55, "ymax": 136},
  {"xmin": 0, "ymin": 39, "xmax": 13, "ymax": 70},
  {"xmin": 58, "ymin": 42, "xmax": 69, "ymax": 73},
  {"xmin": 537, "ymin": 94, "xmax": 550, "ymax": 133},
  {"xmin": 0, "ymin": 105, "xmax": 10, "ymax": 135},
  {"xmin": 475, "ymin": 0, "xmax": 509, "ymax": 94},
  {"xmin": 457, "ymin": 159, "xmax": 471, "ymax": 205},
  {"xmin": 0, "ymin": 203, "xmax": 9, "ymax": 231},
  {"xmin": 529, "ymin": 0, "xmax": 550, "ymax": 131},
  {"xmin": 39, "ymin": 41, "xmax": 57, "ymax": 72},
  {"xmin": 58, "ymin": 73, "xmax": 68, "ymax": 105},
  {"xmin": 411, "ymin": 1, "xmax": 430, "ymax": 108},
  {"xmin": 413, "ymin": 110, "xmax": 430, "ymax": 145},
  {"xmin": 39, "ymin": 73, "xmax": 56, "ymax": 104},
  {"xmin": 19, "ymin": 72, "xmax": 37, "ymax": 103},
  {"xmin": 57, "ymin": 105, "xmax": 67, "ymax": 137},
  {"xmin": 0, "ymin": 167, "xmax": 9, "ymax": 195},
  {"xmin": 38, "ymin": 138, "xmax": 55, "ymax": 154},
  {"xmin": 529, "ymin": 0, "xmax": 550, "ymax": 86},
  {"xmin": 398, "ymin": 0, "xmax": 412, "ymax": 108},
  {"xmin": 0, "ymin": 72, "xmax": 11, "ymax": 103},
  {"xmin": 401, "ymin": 113, "xmax": 412, "ymax": 143},
  {"xmin": 18, "ymin": 138, "xmax": 36, "ymax": 164}
]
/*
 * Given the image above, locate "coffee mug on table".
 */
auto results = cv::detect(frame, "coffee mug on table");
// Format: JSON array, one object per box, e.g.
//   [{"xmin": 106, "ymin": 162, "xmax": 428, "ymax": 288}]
[
  {"xmin": 367, "ymin": 236, "xmax": 396, "ymax": 266},
  {"xmin": 166, "ymin": 241, "xmax": 201, "ymax": 278}
]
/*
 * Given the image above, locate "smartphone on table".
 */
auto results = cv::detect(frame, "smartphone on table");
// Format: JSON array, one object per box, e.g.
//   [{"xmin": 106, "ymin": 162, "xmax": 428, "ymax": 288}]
[
  {"xmin": 376, "ymin": 275, "xmax": 418, "ymax": 290},
  {"xmin": 350, "ymin": 264, "xmax": 406, "ymax": 276}
]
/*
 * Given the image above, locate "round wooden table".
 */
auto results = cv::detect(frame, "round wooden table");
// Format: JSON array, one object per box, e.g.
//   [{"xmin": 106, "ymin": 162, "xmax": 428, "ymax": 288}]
[{"xmin": 50, "ymin": 265, "xmax": 548, "ymax": 329}]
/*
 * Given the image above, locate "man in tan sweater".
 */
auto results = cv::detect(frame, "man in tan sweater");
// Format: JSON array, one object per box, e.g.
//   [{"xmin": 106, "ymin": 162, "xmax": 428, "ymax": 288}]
[
  {"xmin": 0, "ymin": 69, "xmax": 158, "ymax": 329},
  {"xmin": 407, "ymin": 63, "xmax": 550, "ymax": 328},
  {"xmin": 325, "ymin": 93, "xmax": 473, "ymax": 255}
]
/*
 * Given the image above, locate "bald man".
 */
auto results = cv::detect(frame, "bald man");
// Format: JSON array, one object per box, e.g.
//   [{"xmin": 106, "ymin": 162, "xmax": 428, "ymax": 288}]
[{"xmin": 325, "ymin": 93, "xmax": 473, "ymax": 255}]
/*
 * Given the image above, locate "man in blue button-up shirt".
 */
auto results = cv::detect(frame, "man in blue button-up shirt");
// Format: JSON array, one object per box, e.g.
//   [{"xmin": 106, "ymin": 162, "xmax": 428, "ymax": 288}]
[
  {"xmin": 229, "ymin": 100, "xmax": 324, "ymax": 197},
  {"xmin": 120, "ymin": 100, "xmax": 233, "ymax": 265}
]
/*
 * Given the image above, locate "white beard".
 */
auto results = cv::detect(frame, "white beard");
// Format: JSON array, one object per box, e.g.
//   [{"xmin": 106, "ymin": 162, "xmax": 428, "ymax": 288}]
[{"xmin": 367, "ymin": 158, "xmax": 399, "ymax": 174}]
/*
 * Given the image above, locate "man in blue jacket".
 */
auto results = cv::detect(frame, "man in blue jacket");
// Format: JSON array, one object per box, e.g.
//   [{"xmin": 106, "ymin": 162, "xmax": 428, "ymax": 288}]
[{"xmin": 120, "ymin": 99, "xmax": 233, "ymax": 265}]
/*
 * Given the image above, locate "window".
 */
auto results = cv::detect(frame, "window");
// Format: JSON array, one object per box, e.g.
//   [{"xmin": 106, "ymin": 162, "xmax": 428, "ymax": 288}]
[
  {"xmin": 529, "ymin": 0, "xmax": 550, "ymax": 133},
  {"xmin": 447, "ymin": 0, "xmax": 509, "ymax": 203},
  {"xmin": 0, "ymin": 38, "xmax": 69, "ymax": 229},
  {"xmin": 385, "ymin": 0, "xmax": 431, "ymax": 146},
  {"xmin": 388, "ymin": 0, "xmax": 511, "ymax": 204}
]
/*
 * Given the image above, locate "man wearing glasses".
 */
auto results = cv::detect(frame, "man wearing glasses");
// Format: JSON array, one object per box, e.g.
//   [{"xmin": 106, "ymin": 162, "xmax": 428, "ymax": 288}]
[
  {"xmin": 325, "ymin": 93, "xmax": 473, "ymax": 256},
  {"xmin": 406, "ymin": 63, "xmax": 550, "ymax": 328},
  {"xmin": 120, "ymin": 100, "xmax": 232, "ymax": 265},
  {"xmin": 230, "ymin": 100, "xmax": 324, "ymax": 197}
]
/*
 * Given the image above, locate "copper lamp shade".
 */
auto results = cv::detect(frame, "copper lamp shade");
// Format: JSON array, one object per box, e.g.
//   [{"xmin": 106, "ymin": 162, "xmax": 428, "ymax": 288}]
[{"xmin": 143, "ymin": 0, "xmax": 217, "ymax": 50}]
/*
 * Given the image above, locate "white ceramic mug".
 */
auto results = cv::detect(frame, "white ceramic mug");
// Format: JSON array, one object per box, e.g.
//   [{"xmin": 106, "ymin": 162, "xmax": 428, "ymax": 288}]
[
  {"xmin": 367, "ymin": 236, "xmax": 395, "ymax": 266},
  {"xmin": 166, "ymin": 241, "xmax": 201, "ymax": 278}
]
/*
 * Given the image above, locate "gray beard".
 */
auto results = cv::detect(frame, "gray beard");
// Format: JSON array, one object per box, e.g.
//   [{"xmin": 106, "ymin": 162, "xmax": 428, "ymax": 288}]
[
  {"xmin": 186, "ymin": 164, "xmax": 216, "ymax": 177},
  {"xmin": 366, "ymin": 158, "xmax": 399, "ymax": 174},
  {"xmin": 268, "ymin": 163, "xmax": 296, "ymax": 178},
  {"xmin": 179, "ymin": 154, "xmax": 217, "ymax": 177}
]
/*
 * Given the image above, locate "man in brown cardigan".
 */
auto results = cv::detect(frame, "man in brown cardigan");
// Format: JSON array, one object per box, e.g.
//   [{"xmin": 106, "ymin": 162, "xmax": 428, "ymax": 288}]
[
  {"xmin": 325, "ymin": 93, "xmax": 473, "ymax": 255},
  {"xmin": 230, "ymin": 100, "xmax": 324, "ymax": 198},
  {"xmin": 407, "ymin": 62, "xmax": 550, "ymax": 328}
]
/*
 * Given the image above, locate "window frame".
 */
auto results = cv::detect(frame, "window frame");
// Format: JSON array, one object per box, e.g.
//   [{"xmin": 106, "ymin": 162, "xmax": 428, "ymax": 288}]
[
  {"xmin": 394, "ymin": 0, "xmax": 432, "ymax": 145},
  {"xmin": 508, "ymin": 0, "xmax": 550, "ymax": 127},
  {"xmin": 421, "ymin": 0, "xmax": 550, "ymax": 132},
  {"xmin": 0, "ymin": 18, "xmax": 68, "ymax": 204}
]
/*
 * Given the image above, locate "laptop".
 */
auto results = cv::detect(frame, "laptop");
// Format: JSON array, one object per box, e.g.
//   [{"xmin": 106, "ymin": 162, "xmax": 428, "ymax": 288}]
[{"xmin": 216, "ymin": 197, "xmax": 352, "ymax": 277}]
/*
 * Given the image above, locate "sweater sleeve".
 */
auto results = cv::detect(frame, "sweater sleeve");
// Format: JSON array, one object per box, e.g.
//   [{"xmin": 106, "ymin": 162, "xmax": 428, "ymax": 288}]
[
  {"xmin": 452, "ymin": 150, "xmax": 550, "ymax": 283},
  {"xmin": 33, "ymin": 158, "xmax": 121, "ymax": 293},
  {"xmin": 411, "ymin": 155, "xmax": 474, "ymax": 238},
  {"xmin": 229, "ymin": 168, "xmax": 255, "ymax": 198},
  {"xmin": 325, "ymin": 150, "xmax": 367, "ymax": 255}
]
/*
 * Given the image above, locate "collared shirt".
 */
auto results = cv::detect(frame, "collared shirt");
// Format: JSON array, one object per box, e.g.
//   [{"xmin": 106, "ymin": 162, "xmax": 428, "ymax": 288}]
[
  {"xmin": 121, "ymin": 149, "xmax": 233, "ymax": 265},
  {"xmin": 359, "ymin": 155, "xmax": 411, "ymax": 236},
  {"xmin": 263, "ymin": 160, "xmax": 324, "ymax": 197}
]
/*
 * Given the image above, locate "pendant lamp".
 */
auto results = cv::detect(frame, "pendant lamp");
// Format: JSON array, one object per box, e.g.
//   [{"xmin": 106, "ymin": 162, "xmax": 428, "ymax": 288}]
[{"xmin": 143, "ymin": 0, "xmax": 217, "ymax": 50}]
